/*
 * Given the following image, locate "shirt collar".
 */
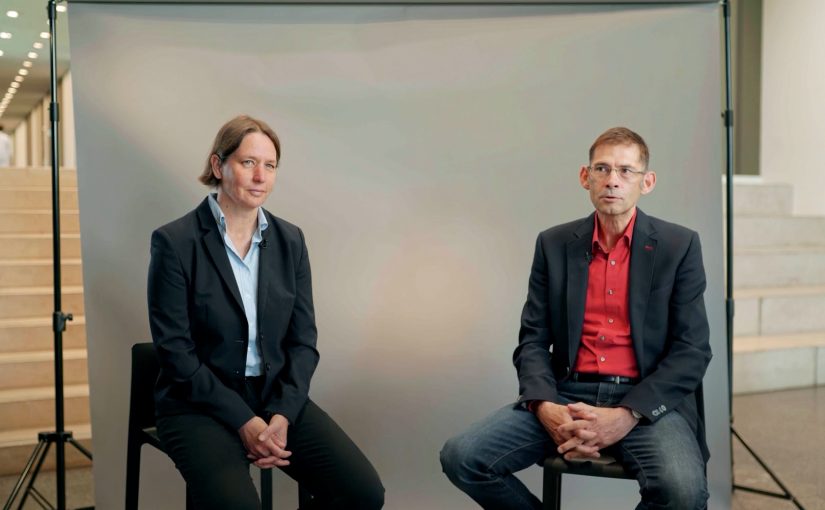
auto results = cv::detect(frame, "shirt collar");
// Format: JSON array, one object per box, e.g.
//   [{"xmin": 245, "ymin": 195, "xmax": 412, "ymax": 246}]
[
  {"xmin": 592, "ymin": 208, "xmax": 637, "ymax": 253},
  {"xmin": 207, "ymin": 193, "xmax": 269, "ymax": 240}
]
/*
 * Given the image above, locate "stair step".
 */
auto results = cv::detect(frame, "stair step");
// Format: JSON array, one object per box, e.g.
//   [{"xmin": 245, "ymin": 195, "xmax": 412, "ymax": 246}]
[
  {"xmin": 0, "ymin": 349, "xmax": 88, "ymax": 390},
  {"xmin": 733, "ymin": 332, "xmax": 825, "ymax": 394},
  {"xmin": 0, "ymin": 286, "xmax": 84, "ymax": 320},
  {"xmin": 732, "ymin": 181, "xmax": 794, "ymax": 217},
  {"xmin": 0, "ymin": 315, "xmax": 86, "ymax": 353},
  {"xmin": 1, "ymin": 168, "xmax": 77, "ymax": 188},
  {"xmin": 0, "ymin": 233, "xmax": 82, "ymax": 259},
  {"xmin": 0, "ymin": 424, "xmax": 92, "ymax": 476},
  {"xmin": 0, "ymin": 188, "xmax": 78, "ymax": 209},
  {"xmin": 734, "ymin": 216, "xmax": 825, "ymax": 249},
  {"xmin": 735, "ymin": 285, "xmax": 825, "ymax": 336},
  {"xmin": 733, "ymin": 247, "xmax": 825, "ymax": 288},
  {"xmin": 0, "ymin": 384, "xmax": 90, "ymax": 433},
  {"xmin": 735, "ymin": 331, "xmax": 825, "ymax": 352},
  {"xmin": 0, "ymin": 258, "xmax": 83, "ymax": 287},
  {"xmin": 0, "ymin": 210, "xmax": 80, "ymax": 235}
]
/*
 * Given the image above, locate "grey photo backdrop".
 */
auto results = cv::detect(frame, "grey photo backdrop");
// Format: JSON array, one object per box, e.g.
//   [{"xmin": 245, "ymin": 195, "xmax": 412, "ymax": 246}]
[{"xmin": 68, "ymin": 2, "xmax": 728, "ymax": 508}]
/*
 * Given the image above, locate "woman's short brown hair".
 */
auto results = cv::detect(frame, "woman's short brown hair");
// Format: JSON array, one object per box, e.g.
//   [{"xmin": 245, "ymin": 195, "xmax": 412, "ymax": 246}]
[{"xmin": 199, "ymin": 115, "xmax": 281, "ymax": 187}]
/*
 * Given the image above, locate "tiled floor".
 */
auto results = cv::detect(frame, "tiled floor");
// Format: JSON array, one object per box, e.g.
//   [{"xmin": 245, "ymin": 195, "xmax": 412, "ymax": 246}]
[{"xmin": 1, "ymin": 387, "xmax": 823, "ymax": 509}]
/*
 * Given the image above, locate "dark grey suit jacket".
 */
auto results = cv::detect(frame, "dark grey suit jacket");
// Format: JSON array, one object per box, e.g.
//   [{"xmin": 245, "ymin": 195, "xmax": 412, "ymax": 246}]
[
  {"xmin": 513, "ymin": 208, "xmax": 712, "ymax": 460},
  {"xmin": 148, "ymin": 198, "xmax": 319, "ymax": 430}
]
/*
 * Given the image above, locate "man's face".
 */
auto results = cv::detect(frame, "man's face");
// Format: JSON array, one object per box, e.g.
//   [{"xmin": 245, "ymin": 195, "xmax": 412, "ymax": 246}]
[
  {"xmin": 579, "ymin": 143, "xmax": 656, "ymax": 221},
  {"xmin": 212, "ymin": 131, "xmax": 278, "ymax": 213}
]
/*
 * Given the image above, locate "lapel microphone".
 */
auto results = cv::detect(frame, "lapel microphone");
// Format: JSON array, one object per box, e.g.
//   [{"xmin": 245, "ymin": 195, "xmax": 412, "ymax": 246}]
[
  {"xmin": 584, "ymin": 250, "xmax": 592, "ymax": 264},
  {"xmin": 260, "ymin": 239, "xmax": 268, "ymax": 249}
]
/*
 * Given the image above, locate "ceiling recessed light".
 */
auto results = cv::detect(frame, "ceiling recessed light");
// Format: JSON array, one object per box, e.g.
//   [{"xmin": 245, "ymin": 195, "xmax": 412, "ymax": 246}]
[
  {"xmin": 40, "ymin": 32, "xmax": 50, "ymax": 39},
  {"xmin": 0, "ymin": 32, "xmax": 12, "ymax": 39},
  {"xmin": 27, "ymin": 52, "xmax": 38, "ymax": 59},
  {"xmin": 8, "ymin": 88, "xmax": 17, "ymax": 95},
  {"xmin": 22, "ymin": 61, "xmax": 32, "ymax": 68},
  {"xmin": 56, "ymin": 5, "xmax": 67, "ymax": 13},
  {"xmin": 5, "ymin": 11, "xmax": 18, "ymax": 18},
  {"xmin": 18, "ymin": 69, "xmax": 28, "ymax": 76},
  {"xmin": 10, "ymin": 83, "xmax": 20, "ymax": 89},
  {"xmin": 14, "ymin": 76, "xmax": 23, "ymax": 82},
  {"xmin": 0, "ymin": 50, "xmax": 4, "ymax": 57},
  {"xmin": 33, "ymin": 42, "xmax": 43, "ymax": 49}
]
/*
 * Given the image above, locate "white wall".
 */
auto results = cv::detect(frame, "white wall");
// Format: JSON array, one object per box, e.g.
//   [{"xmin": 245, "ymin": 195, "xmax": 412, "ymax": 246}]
[
  {"xmin": 60, "ymin": 72, "xmax": 76, "ymax": 168},
  {"xmin": 761, "ymin": 0, "xmax": 825, "ymax": 216},
  {"xmin": 12, "ymin": 121, "xmax": 27, "ymax": 167}
]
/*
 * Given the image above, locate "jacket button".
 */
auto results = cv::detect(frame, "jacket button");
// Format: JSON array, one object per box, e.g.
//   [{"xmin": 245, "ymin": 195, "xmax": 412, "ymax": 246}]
[
  {"xmin": 234, "ymin": 370, "xmax": 240, "ymax": 375},
  {"xmin": 265, "ymin": 363, "xmax": 271, "ymax": 372}
]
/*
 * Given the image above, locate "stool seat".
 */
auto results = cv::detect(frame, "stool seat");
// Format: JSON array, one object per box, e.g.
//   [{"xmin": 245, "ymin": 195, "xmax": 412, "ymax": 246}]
[{"xmin": 544, "ymin": 454, "xmax": 631, "ymax": 479}]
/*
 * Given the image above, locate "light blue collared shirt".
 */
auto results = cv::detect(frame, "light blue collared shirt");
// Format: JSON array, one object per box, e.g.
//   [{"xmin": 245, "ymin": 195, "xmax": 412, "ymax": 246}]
[{"xmin": 207, "ymin": 194, "xmax": 269, "ymax": 376}]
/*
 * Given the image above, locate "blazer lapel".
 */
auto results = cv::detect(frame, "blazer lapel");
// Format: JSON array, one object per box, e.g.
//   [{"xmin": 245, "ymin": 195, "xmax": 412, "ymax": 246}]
[
  {"xmin": 256, "ymin": 212, "xmax": 277, "ymax": 317},
  {"xmin": 628, "ymin": 208, "xmax": 657, "ymax": 375},
  {"xmin": 196, "ymin": 200, "xmax": 245, "ymax": 313},
  {"xmin": 565, "ymin": 215, "xmax": 595, "ymax": 368}
]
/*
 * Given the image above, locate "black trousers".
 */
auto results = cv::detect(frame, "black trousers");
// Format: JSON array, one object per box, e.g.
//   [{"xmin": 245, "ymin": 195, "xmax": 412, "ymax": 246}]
[{"xmin": 157, "ymin": 379, "xmax": 384, "ymax": 510}]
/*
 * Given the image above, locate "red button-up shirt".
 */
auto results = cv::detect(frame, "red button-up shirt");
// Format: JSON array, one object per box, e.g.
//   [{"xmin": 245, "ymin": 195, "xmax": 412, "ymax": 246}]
[{"xmin": 573, "ymin": 211, "xmax": 640, "ymax": 377}]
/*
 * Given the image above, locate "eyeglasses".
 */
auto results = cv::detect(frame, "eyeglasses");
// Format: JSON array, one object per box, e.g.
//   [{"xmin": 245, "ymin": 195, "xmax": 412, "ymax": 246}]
[{"xmin": 587, "ymin": 164, "xmax": 645, "ymax": 182}]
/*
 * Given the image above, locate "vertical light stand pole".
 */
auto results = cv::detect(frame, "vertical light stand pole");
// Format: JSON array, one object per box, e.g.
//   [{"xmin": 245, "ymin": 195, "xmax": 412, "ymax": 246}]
[
  {"xmin": 723, "ymin": 1, "xmax": 802, "ymax": 508},
  {"xmin": 2, "ymin": 2, "xmax": 93, "ymax": 509}
]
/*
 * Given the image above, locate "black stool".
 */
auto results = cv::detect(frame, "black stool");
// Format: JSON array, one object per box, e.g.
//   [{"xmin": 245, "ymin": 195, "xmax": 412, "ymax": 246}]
[
  {"xmin": 125, "ymin": 342, "xmax": 280, "ymax": 509},
  {"xmin": 543, "ymin": 454, "xmax": 634, "ymax": 510}
]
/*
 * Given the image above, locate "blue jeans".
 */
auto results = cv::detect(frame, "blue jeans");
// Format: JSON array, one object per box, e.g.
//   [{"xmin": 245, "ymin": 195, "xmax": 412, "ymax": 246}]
[{"xmin": 440, "ymin": 381, "xmax": 707, "ymax": 510}]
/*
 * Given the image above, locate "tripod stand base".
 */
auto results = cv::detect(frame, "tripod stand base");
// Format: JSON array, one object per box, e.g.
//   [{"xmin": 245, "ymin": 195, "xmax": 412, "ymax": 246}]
[
  {"xmin": 3, "ymin": 431, "xmax": 94, "ymax": 510},
  {"xmin": 732, "ymin": 426, "xmax": 805, "ymax": 510}
]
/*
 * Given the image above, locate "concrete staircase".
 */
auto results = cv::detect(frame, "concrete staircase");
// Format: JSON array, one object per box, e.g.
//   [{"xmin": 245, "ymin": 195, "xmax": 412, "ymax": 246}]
[
  {"xmin": 0, "ymin": 167, "xmax": 91, "ymax": 475},
  {"xmin": 732, "ymin": 177, "xmax": 825, "ymax": 393}
]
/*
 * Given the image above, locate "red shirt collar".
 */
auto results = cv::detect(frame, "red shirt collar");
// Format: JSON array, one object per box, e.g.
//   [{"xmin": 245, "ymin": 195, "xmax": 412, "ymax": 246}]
[{"xmin": 592, "ymin": 209, "xmax": 637, "ymax": 253}]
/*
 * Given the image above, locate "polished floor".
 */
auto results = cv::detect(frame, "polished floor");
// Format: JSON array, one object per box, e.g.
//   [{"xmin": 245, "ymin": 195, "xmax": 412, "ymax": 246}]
[{"xmin": 1, "ymin": 386, "xmax": 823, "ymax": 509}]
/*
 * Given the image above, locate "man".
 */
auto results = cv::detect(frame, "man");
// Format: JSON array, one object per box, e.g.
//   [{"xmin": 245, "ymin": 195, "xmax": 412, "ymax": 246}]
[
  {"xmin": 441, "ymin": 127, "xmax": 711, "ymax": 509},
  {"xmin": 0, "ymin": 125, "xmax": 12, "ymax": 167}
]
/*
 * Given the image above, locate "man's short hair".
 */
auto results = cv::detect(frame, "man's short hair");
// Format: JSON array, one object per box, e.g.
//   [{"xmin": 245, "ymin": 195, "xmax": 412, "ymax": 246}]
[
  {"xmin": 588, "ymin": 127, "xmax": 650, "ymax": 170},
  {"xmin": 199, "ymin": 115, "xmax": 281, "ymax": 187}
]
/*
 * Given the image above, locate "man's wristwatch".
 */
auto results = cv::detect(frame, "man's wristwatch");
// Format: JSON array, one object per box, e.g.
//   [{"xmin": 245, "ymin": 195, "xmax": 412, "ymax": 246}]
[{"xmin": 629, "ymin": 408, "xmax": 643, "ymax": 420}]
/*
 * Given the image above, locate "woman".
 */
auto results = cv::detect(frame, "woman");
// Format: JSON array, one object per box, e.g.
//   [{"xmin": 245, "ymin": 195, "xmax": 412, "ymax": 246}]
[{"xmin": 148, "ymin": 115, "xmax": 384, "ymax": 509}]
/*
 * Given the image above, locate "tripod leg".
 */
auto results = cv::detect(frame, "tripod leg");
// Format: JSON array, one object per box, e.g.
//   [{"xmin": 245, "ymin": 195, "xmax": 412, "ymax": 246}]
[
  {"xmin": 2, "ymin": 440, "xmax": 49, "ymax": 510},
  {"xmin": 17, "ymin": 441, "xmax": 53, "ymax": 510},
  {"xmin": 67, "ymin": 437, "xmax": 93, "ymax": 461}
]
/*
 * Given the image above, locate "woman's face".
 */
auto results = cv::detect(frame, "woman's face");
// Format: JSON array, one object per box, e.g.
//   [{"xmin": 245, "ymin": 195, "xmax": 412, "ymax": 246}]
[{"xmin": 212, "ymin": 131, "xmax": 278, "ymax": 214}]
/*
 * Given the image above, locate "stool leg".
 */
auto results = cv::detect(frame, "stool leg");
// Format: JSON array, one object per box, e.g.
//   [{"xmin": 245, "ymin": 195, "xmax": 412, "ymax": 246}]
[
  {"xmin": 260, "ymin": 468, "xmax": 273, "ymax": 509},
  {"xmin": 124, "ymin": 438, "xmax": 141, "ymax": 510},
  {"xmin": 543, "ymin": 469, "xmax": 562, "ymax": 510}
]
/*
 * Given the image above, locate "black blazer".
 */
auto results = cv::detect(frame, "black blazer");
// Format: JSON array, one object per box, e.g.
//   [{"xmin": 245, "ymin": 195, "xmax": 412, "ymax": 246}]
[
  {"xmin": 513, "ymin": 208, "xmax": 712, "ymax": 460},
  {"xmin": 147, "ymin": 197, "xmax": 319, "ymax": 430}
]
